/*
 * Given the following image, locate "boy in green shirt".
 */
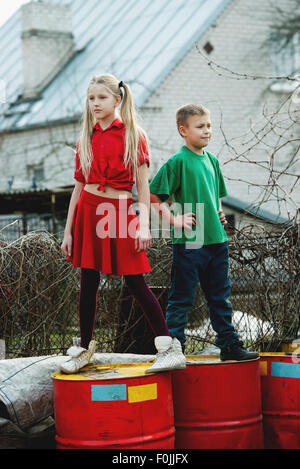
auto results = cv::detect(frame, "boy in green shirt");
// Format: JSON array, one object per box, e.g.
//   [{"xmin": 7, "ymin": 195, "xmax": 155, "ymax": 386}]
[{"xmin": 149, "ymin": 104, "xmax": 258, "ymax": 365}]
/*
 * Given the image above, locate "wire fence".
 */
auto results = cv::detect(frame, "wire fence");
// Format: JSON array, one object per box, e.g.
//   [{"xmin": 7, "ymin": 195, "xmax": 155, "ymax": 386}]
[{"xmin": 0, "ymin": 214, "xmax": 299, "ymax": 358}]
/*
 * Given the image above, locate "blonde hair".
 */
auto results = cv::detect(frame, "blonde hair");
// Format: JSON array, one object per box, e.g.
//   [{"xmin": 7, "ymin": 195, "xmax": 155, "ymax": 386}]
[
  {"xmin": 78, "ymin": 74, "xmax": 148, "ymax": 180},
  {"xmin": 176, "ymin": 104, "xmax": 210, "ymax": 136}
]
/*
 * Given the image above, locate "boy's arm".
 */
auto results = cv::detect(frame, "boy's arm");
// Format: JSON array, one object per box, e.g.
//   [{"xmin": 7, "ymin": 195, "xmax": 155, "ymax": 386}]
[
  {"xmin": 150, "ymin": 159, "xmax": 195, "ymax": 230},
  {"xmin": 150, "ymin": 193, "xmax": 196, "ymax": 230},
  {"xmin": 150, "ymin": 193, "xmax": 175, "ymax": 225},
  {"xmin": 218, "ymin": 199, "xmax": 227, "ymax": 226}
]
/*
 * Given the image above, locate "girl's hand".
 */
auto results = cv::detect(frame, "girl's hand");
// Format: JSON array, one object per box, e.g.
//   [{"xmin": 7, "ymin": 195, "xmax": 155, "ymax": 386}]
[
  {"xmin": 135, "ymin": 226, "xmax": 152, "ymax": 252},
  {"xmin": 173, "ymin": 212, "xmax": 196, "ymax": 230},
  {"xmin": 61, "ymin": 233, "xmax": 73, "ymax": 256},
  {"xmin": 218, "ymin": 210, "xmax": 227, "ymax": 226}
]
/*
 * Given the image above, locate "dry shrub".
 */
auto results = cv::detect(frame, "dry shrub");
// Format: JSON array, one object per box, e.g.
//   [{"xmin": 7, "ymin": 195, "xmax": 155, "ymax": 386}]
[{"xmin": 0, "ymin": 224, "xmax": 299, "ymax": 357}]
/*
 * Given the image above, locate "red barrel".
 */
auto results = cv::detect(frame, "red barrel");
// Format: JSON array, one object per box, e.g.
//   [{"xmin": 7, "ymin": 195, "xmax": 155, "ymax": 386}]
[
  {"xmin": 259, "ymin": 353, "xmax": 300, "ymax": 449},
  {"xmin": 52, "ymin": 363, "xmax": 175, "ymax": 449},
  {"xmin": 172, "ymin": 356, "xmax": 264, "ymax": 449}
]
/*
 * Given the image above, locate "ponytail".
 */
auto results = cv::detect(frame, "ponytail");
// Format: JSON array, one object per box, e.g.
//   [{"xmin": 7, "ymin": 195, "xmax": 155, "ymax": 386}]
[
  {"xmin": 119, "ymin": 81, "xmax": 148, "ymax": 179},
  {"xmin": 78, "ymin": 98, "xmax": 94, "ymax": 180}
]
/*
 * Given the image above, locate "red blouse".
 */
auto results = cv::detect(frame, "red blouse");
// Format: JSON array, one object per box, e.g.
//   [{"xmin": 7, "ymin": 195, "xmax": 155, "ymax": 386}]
[{"xmin": 74, "ymin": 118, "xmax": 150, "ymax": 192}]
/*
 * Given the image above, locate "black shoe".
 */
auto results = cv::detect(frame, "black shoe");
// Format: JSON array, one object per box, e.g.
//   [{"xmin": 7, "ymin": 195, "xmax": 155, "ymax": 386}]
[{"xmin": 220, "ymin": 343, "xmax": 259, "ymax": 361}]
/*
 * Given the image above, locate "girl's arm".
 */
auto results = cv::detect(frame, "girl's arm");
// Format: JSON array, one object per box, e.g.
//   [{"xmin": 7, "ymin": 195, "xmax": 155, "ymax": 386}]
[
  {"xmin": 61, "ymin": 182, "xmax": 84, "ymax": 256},
  {"xmin": 135, "ymin": 163, "xmax": 152, "ymax": 252}
]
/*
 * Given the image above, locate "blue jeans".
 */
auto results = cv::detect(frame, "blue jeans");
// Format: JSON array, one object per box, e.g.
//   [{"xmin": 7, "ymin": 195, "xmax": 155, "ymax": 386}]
[{"xmin": 166, "ymin": 242, "xmax": 240, "ymax": 350}]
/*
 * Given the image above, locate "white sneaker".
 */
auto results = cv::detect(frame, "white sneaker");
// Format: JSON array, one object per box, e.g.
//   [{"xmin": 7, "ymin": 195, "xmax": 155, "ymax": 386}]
[
  {"xmin": 60, "ymin": 340, "xmax": 96, "ymax": 374},
  {"xmin": 145, "ymin": 336, "xmax": 186, "ymax": 373}
]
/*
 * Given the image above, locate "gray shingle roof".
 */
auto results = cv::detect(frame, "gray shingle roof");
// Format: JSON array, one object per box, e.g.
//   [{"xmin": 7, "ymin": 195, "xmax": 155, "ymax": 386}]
[{"xmin": 0, "ymin": 0, "xmax": 232, "ymax": 132}]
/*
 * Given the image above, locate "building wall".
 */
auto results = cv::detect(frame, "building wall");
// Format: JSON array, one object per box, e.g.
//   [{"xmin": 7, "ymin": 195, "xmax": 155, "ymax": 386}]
[
  {"xmin": 0, "ymin": 0, "xmax": 298, "ymax": 225},
  {"xmin": 140, "ymin": 0, "xmax": 299, "ymax": 220},
  {"xmin": 0, "ymin": 122, "xmax": 79, "ymax": 192}
]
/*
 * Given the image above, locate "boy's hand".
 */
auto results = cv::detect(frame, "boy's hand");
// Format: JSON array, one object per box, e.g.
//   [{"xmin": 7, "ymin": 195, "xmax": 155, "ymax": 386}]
[
  {"xmin": 135, "ymin": 226, "xmax": 152, "ymax": 252},
  {"xmin": 218, "ymin": 210, "xmax": 227, "ymax": 226},
  {"xmin": 173, "ymin": 212, "xmax": 196, "ymax": 230}
]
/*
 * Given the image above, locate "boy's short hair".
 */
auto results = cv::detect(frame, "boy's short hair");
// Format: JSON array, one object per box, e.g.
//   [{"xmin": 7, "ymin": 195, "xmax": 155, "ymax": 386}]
[{"xmin": 176, "ymin": 104, "xmax": 210, "ymax": 135}]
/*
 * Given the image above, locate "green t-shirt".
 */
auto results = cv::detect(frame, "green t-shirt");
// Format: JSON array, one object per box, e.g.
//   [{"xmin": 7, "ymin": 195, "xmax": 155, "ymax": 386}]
[{"xmin": 149, "ymin": 145, "xmax": 228, "ymax": 246}]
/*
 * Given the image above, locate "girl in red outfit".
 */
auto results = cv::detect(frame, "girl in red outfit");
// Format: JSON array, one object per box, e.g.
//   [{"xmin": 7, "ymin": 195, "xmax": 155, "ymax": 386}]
[{"xmin": 60, "ymin": 74, "xmax": 185, "ymax": 374}]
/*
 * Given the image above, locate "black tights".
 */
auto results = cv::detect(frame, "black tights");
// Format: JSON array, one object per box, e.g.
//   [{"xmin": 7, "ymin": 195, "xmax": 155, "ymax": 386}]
[{"xmin": 79, "ymin": 268, "xmax": 170, "ymax": 349}]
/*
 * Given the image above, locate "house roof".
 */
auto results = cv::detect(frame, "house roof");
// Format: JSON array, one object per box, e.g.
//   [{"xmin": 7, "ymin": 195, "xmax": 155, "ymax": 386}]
[
  {"xmin": 0, "ymin": 0, "xmax": 232, "ymax": 132},
  {"xmin": 0, "ymin": 185, "xmax": 74, "ymax": 215},
  {"xmin": 222, "ymin": 195, "xmax": 290, "ymax": 224}
]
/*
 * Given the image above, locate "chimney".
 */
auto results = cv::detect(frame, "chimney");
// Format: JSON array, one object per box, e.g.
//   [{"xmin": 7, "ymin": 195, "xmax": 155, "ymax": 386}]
[{"xmin": 21, "ymin": 1, "xmax": 75, "ymax": 98}]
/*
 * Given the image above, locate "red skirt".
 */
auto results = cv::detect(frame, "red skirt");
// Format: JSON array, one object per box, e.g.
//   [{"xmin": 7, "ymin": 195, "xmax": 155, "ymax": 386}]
[{"xmin": 67, "ymin": 190, "xmax": 152, "ymax": 275}]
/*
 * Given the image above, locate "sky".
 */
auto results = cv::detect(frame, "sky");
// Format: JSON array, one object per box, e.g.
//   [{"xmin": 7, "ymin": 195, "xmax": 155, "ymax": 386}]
[{"xmin": 0, "ymin": 0, "xmax": 30, "ymax": 28}]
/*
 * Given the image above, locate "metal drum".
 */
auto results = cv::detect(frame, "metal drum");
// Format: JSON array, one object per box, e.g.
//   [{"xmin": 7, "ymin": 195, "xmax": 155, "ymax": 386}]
[
  {"xmin": 52, "ymin": 362, "xmax": 175, "ymax": 449},
  {"xmin": 260, "ymin": 353, "xmax": 300, "ymax": 449},
  {"xmin": 172, "ymin": 356, "xmax": 264, "ymax": 449}
]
